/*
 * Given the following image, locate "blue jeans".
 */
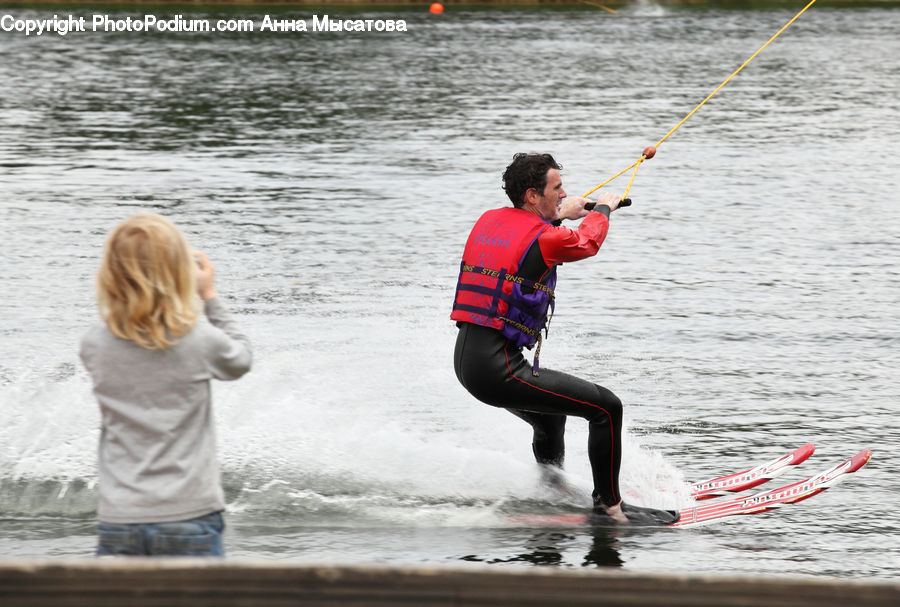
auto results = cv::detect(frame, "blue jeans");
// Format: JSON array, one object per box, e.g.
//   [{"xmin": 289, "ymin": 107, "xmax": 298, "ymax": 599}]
[{"xmin": 96, "ymin": 511, "xmax": 225, "ymax": 557}]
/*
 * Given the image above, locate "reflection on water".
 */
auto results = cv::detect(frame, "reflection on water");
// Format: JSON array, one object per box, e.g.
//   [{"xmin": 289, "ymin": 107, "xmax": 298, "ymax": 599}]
[{"xmin": 461, "ymin": 529, "xmax": 625, "ymax": 568}]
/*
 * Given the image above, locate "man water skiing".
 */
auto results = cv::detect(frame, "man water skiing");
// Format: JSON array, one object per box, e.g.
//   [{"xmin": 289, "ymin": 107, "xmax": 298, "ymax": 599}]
[{"xmin": 451, "ymin": 153, "xmax": 678, "ymax": 525}]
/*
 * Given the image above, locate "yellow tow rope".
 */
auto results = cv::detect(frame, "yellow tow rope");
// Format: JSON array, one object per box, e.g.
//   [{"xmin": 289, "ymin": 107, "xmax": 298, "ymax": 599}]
[
  {"xmin": 583, "ymin": 0, "xmax": 820, "ymax": 201},
  {"xmin": 578, "ymin": 0, "xmax": 618, "ymax": 15}
]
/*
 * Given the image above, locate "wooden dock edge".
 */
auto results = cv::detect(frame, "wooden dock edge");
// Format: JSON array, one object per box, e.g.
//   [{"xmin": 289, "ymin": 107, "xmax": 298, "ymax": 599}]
[{"xmin": 1, "ymin": 559, "xmax": 898, "ymax": 606}]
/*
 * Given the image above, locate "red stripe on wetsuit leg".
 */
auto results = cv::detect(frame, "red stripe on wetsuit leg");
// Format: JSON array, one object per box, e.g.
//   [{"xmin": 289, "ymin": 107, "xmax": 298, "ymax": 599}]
[{"xmin": 503, "ymin": 343, "xmax": 619, "ymax": 504}]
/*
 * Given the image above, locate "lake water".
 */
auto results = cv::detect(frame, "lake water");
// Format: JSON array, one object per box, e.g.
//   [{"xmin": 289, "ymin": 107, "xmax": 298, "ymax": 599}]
[{"xmin": 1, "ymin": 2, "xmax": 899, "ymax": 580}]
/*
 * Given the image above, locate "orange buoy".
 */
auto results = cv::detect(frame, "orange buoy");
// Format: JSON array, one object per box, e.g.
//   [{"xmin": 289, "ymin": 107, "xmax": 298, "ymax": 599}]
[{"xmin": 429, "ymin": 3, "xmax": 445, "ymax": 14}]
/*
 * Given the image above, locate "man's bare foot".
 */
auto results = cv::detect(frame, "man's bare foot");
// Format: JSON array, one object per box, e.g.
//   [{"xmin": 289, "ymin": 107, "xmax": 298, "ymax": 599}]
[
  {"xmin": 604, "ymin": 501, "xmax": 630, "ymax": 525},
  {"xmin": 593, "ymin": 500, "xmax": 680, "ymax": 526}
]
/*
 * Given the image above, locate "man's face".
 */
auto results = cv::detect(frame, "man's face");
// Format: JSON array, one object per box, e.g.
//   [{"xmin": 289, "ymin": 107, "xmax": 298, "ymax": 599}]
[{"xmin": 531, "ymin": 168, "xmax": 567, "ymax": 222}]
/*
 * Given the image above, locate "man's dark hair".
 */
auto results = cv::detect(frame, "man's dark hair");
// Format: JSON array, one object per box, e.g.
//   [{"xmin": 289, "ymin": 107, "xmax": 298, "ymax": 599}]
[{"xmin": 502, "ymin": 153, "xmax": 562, "ymax": 208}]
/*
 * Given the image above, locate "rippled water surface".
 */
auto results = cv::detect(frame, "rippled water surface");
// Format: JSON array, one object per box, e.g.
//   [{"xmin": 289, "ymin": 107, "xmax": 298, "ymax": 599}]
[{"xmin": 1, "ymin": 3, "xmax": 899, "ymax": 579}]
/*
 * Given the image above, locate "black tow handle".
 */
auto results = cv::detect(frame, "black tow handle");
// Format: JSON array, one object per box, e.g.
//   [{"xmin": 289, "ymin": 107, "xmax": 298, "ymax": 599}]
[{"xmin": 584, "ymin": 198, "xmax": 632, "ymax": 211}]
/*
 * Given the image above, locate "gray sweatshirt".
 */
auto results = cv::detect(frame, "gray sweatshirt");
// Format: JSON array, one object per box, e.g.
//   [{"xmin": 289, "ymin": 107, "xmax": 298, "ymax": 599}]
[{"xmin": 80, "ymin": 297, "xmax": 252, "ymax": 524}]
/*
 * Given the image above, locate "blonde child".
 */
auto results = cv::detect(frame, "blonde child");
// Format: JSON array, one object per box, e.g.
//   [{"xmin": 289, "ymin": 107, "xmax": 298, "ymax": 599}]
[{"xmin": 80, "ymin": 213, "xmax": 251, "ymax": 556}]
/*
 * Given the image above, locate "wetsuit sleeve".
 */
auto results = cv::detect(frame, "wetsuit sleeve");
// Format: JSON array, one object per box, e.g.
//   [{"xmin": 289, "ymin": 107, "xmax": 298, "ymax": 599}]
[{"xmin": 537, "ymin": 210, "xmax": 611, "ymax": 265}]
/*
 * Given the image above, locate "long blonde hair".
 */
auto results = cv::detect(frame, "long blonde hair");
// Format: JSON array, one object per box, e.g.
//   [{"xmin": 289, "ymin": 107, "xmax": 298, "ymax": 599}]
[{"xmin": 96, "ymin": 213, "xmax": 198, "ymax": 349}]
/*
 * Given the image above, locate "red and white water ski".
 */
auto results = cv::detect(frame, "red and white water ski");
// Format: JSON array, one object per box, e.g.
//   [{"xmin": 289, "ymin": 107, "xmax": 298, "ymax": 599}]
[
  {"xmin": 506, "ymin": 447, "xmax": 871, "ymax": 528},
  {"xmin": 671, "ymin": 448, "xmax": 872, "ymax": 528},
  {"xmin": 690, "ymin": 443, "xmax": 816, "ymax": 500}
]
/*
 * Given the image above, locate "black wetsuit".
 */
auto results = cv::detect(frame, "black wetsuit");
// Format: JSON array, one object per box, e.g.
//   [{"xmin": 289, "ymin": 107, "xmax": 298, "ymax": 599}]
[{"xmin": 453, "ymin": 222, "xmax": 624, "ymax": 508}]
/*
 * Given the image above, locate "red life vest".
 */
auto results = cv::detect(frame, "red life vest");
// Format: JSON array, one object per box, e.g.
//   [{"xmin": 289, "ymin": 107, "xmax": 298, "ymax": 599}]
[{"xmin": 451, "ymin": 207, "xmax": 557, "ymax": 353}]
